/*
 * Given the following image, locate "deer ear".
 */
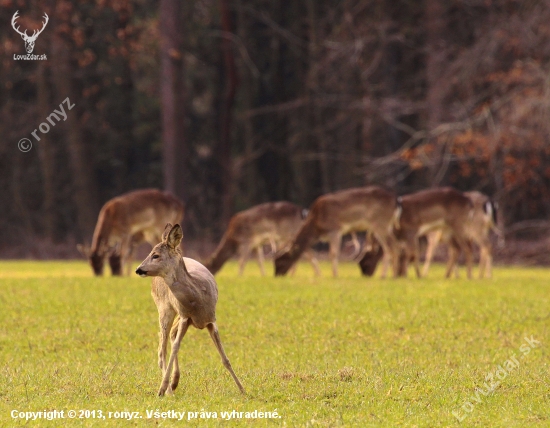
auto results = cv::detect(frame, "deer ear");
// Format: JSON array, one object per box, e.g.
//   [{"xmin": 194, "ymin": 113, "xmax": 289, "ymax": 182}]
[
  {"xmin": 162, "ymin": 223, "xmax": 173, "ymax": 242},
  {"xmin": 167, "ymin": 224, "xmax": 183, "ymax": 249}
]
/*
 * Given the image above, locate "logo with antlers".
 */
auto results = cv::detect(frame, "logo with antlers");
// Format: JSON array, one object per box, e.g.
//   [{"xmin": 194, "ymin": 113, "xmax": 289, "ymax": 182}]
[{"xmin": 11, "ymin": 10, "xmax": 49, "ymax": 54}]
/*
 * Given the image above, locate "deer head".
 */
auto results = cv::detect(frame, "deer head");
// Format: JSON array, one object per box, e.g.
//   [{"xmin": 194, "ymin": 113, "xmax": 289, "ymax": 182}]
[
  {"xmin": 12, "ymin": 11, "xmax": 49, "ymax": 54},
  {"xmin": 135, "ymin": 223, "xmax": 183, "ymax": 278}
]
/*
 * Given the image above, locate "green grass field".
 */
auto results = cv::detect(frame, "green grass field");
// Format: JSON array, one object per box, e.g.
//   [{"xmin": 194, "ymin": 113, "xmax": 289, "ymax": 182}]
[{"xmin": 0, "ymin": 260, "xmax": 548, "ymax": 427}]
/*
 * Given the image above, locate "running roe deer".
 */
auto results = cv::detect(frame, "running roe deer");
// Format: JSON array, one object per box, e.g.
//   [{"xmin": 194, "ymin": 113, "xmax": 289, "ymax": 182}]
[
  {"xmin": 79, "ymin": 189, "xmax": 184, "ymax": 276},
  {"xmin": 135, "ymin": 223, "xmax": 245, "ymax": 396}
]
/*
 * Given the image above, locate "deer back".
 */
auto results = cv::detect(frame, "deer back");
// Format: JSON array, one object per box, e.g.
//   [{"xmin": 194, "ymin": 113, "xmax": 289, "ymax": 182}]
[
  {"xmin": 398, "ymin": 187, "xmax": 472, "ymax": 235},
  {"xmin": 226, "ymin": 201, "xmax": 304, "ymax": 247},
  {"xmin": 309, "ymin": 186, "xmax": 398, "ymax": 235}
]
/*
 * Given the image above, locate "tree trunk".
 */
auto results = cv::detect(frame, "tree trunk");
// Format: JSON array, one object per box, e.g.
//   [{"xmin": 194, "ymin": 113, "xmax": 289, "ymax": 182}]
[
  {"xmin": 218, "ymin": 0, "xmax": 239, "ymax": 225},
  {"xmin": 160, "ymin": 0, "xmax": 187, "ymax": 206},
  {"xmin": 306, "ymin": 0, "xmax": 330, "ymax": 194},
  {"xmin": 236, "ymin": 0, "xmax": 257, "ymax": 206},
  {"xmin": 36, "ymin": 61, "xmax": 56, "ymax": 240},
  {"xmin": 51, "ymin": 5, "xmax": 99, "ymax": 239}
]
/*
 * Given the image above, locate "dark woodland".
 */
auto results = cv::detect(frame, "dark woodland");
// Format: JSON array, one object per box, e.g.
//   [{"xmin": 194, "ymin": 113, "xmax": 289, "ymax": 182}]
[{"xmin": 1, "ymin": 0, "xmax": 550, "ymax": 257}]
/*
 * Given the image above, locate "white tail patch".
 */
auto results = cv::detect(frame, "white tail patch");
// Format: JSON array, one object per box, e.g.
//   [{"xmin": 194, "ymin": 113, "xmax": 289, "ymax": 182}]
[
  {"xmin": 483, "ymin": 201, "xmax": 493, "ymax": 220},
  {"xmin": 393, "ymin": 197, "xmax": 403, "ymax": 230}
]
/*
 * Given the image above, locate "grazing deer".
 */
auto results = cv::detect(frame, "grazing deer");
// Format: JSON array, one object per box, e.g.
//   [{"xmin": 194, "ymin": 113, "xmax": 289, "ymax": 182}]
[
  {"xmin": 275, "ymin": 186, "xmax": 401, "ymax": 277},
  {"xmin": 393, "ymin": 187, "xmax": 474, "ymax": 278},
  {"xmin": 135, "ymin": 223, "xmax": 245, "ymax": 396},
  {"xmin": 421, "ymin": 191, "xmax": 501, "ymax": 278},
  {"xmin": 204, "ymin": 201, "xmax": 320, "ymax": 276},
  {"xmin": 79, "ymin": 189, "xmax": 184, "ymax": 276}
]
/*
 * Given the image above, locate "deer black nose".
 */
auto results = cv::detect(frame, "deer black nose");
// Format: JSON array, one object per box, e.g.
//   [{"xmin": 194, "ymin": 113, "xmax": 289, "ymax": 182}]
[{"xmin": 135, "ymin": 267, "xmax": 147, "ymax": 276}]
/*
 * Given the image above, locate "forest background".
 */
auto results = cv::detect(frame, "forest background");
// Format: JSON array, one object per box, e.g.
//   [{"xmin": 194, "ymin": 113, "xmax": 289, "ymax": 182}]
[{"xmin": 1, "ymin": 0, "xmax": 549, "ymax": 261}]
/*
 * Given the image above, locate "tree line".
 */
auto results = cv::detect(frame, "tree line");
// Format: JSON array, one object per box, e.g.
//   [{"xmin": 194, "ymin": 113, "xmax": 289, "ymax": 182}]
[{"xmin": 1, "ymin": 0, "xmax": 549, "ymax": 253}]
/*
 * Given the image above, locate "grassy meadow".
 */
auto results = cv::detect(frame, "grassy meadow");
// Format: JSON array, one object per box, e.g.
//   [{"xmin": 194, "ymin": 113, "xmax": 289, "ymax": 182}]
[{"xmin": 0, "ymin": 259, "xmax": 548, "ymax": 427}]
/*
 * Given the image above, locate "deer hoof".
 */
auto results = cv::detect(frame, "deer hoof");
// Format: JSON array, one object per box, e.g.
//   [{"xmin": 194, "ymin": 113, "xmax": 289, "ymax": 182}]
[{"xmin": 157, "ymin": 385, "xmax": 167, "ymax": 397}]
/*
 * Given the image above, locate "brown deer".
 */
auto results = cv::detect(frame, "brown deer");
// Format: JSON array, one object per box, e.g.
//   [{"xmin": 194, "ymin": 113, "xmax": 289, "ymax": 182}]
[
  {"xmin": 393, "ymin": 187, "xmax": 474, "ymax": 278},
  {"xmin": 79, "ymin": 189, "xmax": 184, "ymax": 276},
  {"xmin": 135, "ymin": 223, "xmax": 245, "ymax": 396},
  {"xmin": 421, "ymin": 191, "xmax": 501, "ymax": 278},
  {"xmin": 204, "ymin": 201, "xmax": 320, "ymax": 276},
  {"xmin": 275, "ymin": 186, "xmax": 401, "ymax": 277}
]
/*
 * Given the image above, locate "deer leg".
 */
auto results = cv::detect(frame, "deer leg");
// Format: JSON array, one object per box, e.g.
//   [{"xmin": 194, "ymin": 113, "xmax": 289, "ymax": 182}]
[
  {"xmin": 157, "ymin": 308, "xmax": 177, "ymax": 373},
  {"xmin": 465, "ymin": 240, "xmax": 473, "ymax": 279},
  {"xmin": 391, "ymin": 238, "xmax": 408, "ymax": 278},
  {"xmin": 171, "ymin": 354, "xmax": 180, "ymax": 391},
  {"xmin": 345, "ymin": 232, "xmax": 362, "ymax": 258},
  {"xmin": 400, "ymin": 233, "xmax": 420, "ymax": 278},
  {"xmin": 169, "ymin": 320, "xmax": 181, "ymax": 391},
  {"xmin": 411, "ymin": 236, "xmax": 423, "ymax": 278},
  {"xmin": 479, "ymin": 240, "xmax": 492, "ymax": 279},
  {"xmin": 486, "ymin": 244, "xmax": 493, "ymax": 279},
  {"xmin": 455, "ymin": 237, "xmax": 473, "ymax": 279},
  {"xmin": 108, "ymin": 254, "xmax": 122, "ymax": 276},
  {"xmin": 269, "ymin": 238, "xmax": 277, "ymax": 255},
  {"xmin": 422, "ymin": 229, "xmax": 442, "ymax": 277},
  {"xmin": 364, "ymin": 231, "xmax": 374, "ymax": 252},
  {"xmin": 445, "ymin": 239, "xmax": 461, "ymax": 278},
  {"xmin": 377, "ymin": 239, "xmax": 391, "ymax": 278},
  {"xmin": 256, "ymin": 246, "xmax": 266, "ymax": 276},
  {"xmin": 353, "ymin": 231, "xmax": 371, "ymax": 261},
  {"xmin": 486, "ymin": 252, "xmax": 493, "ymax": 279},
  {"xmin": 207, "ymin": 322, "xmax": 245, "ymax": 393},
  {"xmin": 303, "ymin": 250, "xmax": 321, "ymax": 276},
  {"xmin": 158, "ymin": 317, "xmax": 190, "ymax": 396},
  {"xmin": 238, "ymin": 245, "xmax": 252, "ymax": 276},
  {"xmin": 327, "ymin": 232, "xmax": 342, "ymax": 277},
  {"xmin": 120, "ymin": 236, "xmax": 133, "ymax": 276},
  {"xmin": 373, "ymin": 232, "xmax": 395, "ymax": 278}
]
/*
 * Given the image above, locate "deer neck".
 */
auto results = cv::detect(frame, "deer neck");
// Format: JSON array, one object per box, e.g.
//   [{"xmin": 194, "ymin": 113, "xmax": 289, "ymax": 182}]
[{"xmin": 164, "ymin": 256, "xmax": 191, "ymax": 287}]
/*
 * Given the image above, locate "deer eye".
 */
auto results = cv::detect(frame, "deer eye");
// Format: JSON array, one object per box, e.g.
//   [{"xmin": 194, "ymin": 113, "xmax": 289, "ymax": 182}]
[{"xmin": 152, "ymin": 254, "xmax": 160, "ymax": 260}]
